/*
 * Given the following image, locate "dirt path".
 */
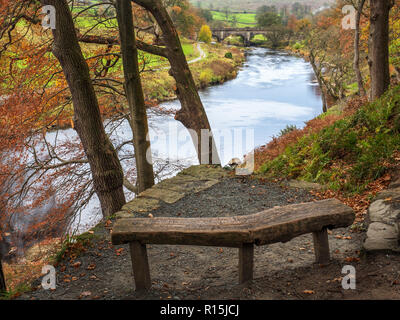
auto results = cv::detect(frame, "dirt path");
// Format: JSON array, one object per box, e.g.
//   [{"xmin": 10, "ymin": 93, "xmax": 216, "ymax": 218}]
[{"xmin": 19, "ymin": 176, "xmax": 400, "ymax": 300}]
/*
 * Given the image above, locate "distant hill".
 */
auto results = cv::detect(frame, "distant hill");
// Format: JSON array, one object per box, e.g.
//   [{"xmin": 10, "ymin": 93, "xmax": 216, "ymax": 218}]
[{"xmin": 190, "ymin": 0, "xmax": 335, "ymax": 12}]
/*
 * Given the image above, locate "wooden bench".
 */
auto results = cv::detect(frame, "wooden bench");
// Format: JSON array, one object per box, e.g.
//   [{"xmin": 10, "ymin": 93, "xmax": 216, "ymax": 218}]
[{"xmin": 111, "ymin": 198, "xmax": 355, "ymax": 291}]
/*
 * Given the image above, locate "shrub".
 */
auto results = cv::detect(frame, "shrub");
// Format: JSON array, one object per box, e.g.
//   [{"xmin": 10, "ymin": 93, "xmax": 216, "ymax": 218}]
[
  {"xmin": 199, "ymin": 69, "xmax": 213, "ymax": 86},
  {"xmin": 198, "ymin": 25, "xmax": 212, "ymax": 43},
  {"xmin": 279, "ymin": 124, "xmax": 298, "ymax": 137},
  {"xmin": 225, "ymin": 52, "xmax": 233, "ymax": 59}
]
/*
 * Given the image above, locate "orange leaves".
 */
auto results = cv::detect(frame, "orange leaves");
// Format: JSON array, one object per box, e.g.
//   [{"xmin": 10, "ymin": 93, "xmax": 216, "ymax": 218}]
[
  {"xmin": 335, "ymin": 235, "xmax": 352, "ymax": 240},
  {"xmin": 345, "ymin": 257, "xmax": 360, "ymax": 263},
  {"xmin": 303, "ymin": 290, "xmax": 315, "ymax": 295},
  {"xmin": 171, "ymin": 5, "xmax": 182, "ymax": 14},
  {"xmin": 87, "ymin": 263, "xmax": 96, "ymax": 271}
]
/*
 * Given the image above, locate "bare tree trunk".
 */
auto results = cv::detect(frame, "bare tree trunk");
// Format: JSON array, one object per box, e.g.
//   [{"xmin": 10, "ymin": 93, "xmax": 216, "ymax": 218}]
[
  {"xmin": 133, "ymin": 0, "xmax": 220, "ymax": 165},
  {"xmin": 354, "ymin": 0, "xmax": 366, "ymax": 96},
  {"xmin": 368, "ymin": 0, "xmax": 392, "ymax": 100},
  {"xmin": 115, "ymin": 0, "xmax": 155, "ymax": 193},
  {"xmin": 309, "ymin": 51, "xmax": 328, "ymax": 113},
  {"xmin": 41, "ymin": 0, "xmax": 126, "ymax": 217}
]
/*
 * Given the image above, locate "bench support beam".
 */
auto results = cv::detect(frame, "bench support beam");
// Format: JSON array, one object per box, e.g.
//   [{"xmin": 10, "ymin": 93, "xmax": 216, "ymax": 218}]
[
  {"xmin": 312, "ymin": 228, "xmax": 330, "ymax": 265},
  {"xmin": 239, "ymin": 243, "xmax": 254, "ymax": 284},
  {"xmin": 129, "ymin": 241, "xmax": 151, "ymax": 291}
]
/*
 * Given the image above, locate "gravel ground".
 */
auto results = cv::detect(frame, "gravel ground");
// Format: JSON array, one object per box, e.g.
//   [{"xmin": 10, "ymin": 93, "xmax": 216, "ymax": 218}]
[
  {"xmin": 135, "ymin": 176, "xmax": 315, "ymax": 219},
  {"xmin": 19, "ymin": 176, "xmax": 400, "ymax": 300}
]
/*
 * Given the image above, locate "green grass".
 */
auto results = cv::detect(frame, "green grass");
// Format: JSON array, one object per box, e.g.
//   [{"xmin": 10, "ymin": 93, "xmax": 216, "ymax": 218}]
[
  {"xmin": 211, "ymin": 11, "xmax": 257, "ymax": 27},
  {"xmin": 259, "ymin": 85, "xmax": 400, "ymax": 194}
]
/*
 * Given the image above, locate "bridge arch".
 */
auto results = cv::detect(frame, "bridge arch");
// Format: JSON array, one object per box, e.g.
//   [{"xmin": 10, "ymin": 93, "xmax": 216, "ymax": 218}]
[{"xmin": 211, "ymin": 28, "xmax": 270, "ymax": 47}]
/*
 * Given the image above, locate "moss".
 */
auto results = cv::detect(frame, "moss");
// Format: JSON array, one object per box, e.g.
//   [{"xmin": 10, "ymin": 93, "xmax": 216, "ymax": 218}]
[{"xmin": 259, "ymin": 85, "xmax": 400, "ymax": 194}]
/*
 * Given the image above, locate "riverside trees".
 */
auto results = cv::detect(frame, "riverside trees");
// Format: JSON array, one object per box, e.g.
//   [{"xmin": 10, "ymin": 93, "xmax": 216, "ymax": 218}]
[
  {"xmin": 0, "ymin": 0, "xmax": 220, "ymax": 239},
  {"xmin": 368, "ymin": 0, "xmax": 394, "ymax": 100},
  {"xmin": 299, "ymin": 0, "xmax": 398, "ymax": 110}
]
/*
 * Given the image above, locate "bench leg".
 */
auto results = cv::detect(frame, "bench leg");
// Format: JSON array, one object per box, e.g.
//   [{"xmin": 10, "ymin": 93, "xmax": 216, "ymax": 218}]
[
  {"xmin": 129, "ymin": 241, "xmax": 151, "ymax": 291},
  {"xmin": 239, "ymin": 243, "xmax": 254, "ymax": 284},
  {"xmin": 312, "ymin": 228, "xmax": 330, "ymax": 265}
]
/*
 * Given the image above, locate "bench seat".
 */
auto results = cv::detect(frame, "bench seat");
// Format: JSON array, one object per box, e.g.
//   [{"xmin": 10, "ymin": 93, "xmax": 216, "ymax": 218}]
[{"xmin": 111, "ymin": 198, "xmax": 355, "ymax": 290}]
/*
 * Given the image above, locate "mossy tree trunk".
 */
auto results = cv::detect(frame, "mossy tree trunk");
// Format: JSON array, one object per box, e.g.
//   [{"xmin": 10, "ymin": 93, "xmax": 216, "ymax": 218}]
[
  {"xmin": 368, "ymin": 0, "xmax": 393, "ymax": 100},
  {"xmin": 133, "ymin": 0, "xmax": 220, "ymax": 165},
  {"xmin": 115, "ymin": 0, "xmax": 155, "ymax": 193},
  {"xmin": 40, "ymin": 0, "xmax": 126, "ymax": 217}
]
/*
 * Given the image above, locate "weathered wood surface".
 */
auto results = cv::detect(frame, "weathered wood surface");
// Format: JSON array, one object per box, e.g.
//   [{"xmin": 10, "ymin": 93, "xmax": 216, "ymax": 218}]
[
  {"xmin": 312, "ymin": 228, "xmax": 331, "ymax": 265},
  {"xmin": 112, "ymin": 199, "xmax": 355, "ymax": 247},
  {"xmin": 239, "ymin": 243, "xmax": 254, "ymax": 283},
  {"xmin": 129, "ymin": 242, "xmax": 151, "ymax": 291}
]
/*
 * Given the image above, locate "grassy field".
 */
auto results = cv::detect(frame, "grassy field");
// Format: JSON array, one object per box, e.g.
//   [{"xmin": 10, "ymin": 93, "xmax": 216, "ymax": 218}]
[{"xmin": 211, "ymin": 11, "xmax": 257, "ymax": 27}]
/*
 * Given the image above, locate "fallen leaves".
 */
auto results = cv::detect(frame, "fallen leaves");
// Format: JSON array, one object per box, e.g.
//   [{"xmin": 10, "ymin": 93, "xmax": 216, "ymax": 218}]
[
  {"xmin": 79, "ymin": 291, "xmax": 92, "ymax": 298},
  {"xmin": 345, "ymin": 257, "xmax": 360, "ymax": 263},
  {"xmin": 303, "ymin": 290, "xmax": 314, "ymax": 294},
  {"xmin": 335, "ymin": 235, "xmax": 352, "ymax": 240},
  {"xmin": 87, "ymin": 263, "xmax": 96, "ymax": 271}
]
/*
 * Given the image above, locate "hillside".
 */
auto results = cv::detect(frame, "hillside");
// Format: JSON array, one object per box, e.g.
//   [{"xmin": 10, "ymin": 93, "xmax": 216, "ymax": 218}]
[{"xmin": 190, "ymin": 0, "xmax": 335, "ymax": 12}]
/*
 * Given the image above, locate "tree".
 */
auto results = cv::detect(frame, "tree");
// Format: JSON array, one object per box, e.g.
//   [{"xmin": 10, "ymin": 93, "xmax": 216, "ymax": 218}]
[
  {"xmin": 198, "ymin": 25, "xmax": 212, "ymax": 43},
  {"xmin": 267, "ymin": 25, "xmax": 289, "ymax": 48},
  {"xmin": 40, "ymin": 0, "xmax": 126, "ymax": 217},
  {"xmin": 198, "ymin": 9, "xmax": 213, "ymax": 23},
  {"xmin": 352, "ymin": 0, "xmax": 367, "ymax": 96},
  {"xmin": 256, "ymin": 12, "xmax": 282, "ymax": 28},
  {"xmin": 133, "ymin": 0, "xmax": 220, "ymax": 165},
  {"xmin": 368, "ymin": 0, "xmax": 394, "ymax": 100},
  {"xmin": 115, "ymin": 0, "xmax": 155, "ymax": 194}
]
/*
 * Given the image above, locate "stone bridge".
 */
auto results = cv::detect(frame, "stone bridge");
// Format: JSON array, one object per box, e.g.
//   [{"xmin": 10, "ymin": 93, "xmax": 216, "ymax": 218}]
[{"xmin": 211, "ymin": 27, "xmax": 271, "ymax": 46}]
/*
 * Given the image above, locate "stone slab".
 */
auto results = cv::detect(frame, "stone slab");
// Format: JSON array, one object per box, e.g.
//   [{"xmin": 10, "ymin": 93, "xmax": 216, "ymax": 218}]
[{"xmin": 363, "ymin": 222, "xmax": 400, "ymax": 252}]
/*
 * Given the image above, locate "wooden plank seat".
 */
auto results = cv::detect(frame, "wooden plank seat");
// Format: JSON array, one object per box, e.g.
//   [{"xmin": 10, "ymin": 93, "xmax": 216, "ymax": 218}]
[{"xmin": 111, "ymin": 198, "xmax": 355, "ymax": 291}]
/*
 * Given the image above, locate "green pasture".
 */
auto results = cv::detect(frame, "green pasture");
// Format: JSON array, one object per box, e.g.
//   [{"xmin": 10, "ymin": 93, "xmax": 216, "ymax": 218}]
[{"xmin": 211, "ymin": 11, "xmax": 257, "ymax": 27}]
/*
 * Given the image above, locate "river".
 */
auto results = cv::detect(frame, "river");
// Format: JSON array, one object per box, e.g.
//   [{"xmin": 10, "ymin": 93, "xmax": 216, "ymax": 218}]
[{"xmin": 47, "ymin": 47, "xmax": 323, "ymax": 233}]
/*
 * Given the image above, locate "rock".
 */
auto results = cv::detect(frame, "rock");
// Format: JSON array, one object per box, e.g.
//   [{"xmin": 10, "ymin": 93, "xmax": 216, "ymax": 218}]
[
  {"xmin": 228, "ymin": 158, "xmax": 242, "ymax": 168},
  {"xmin": 138, "ymin": 188, "xmax": 185, "ymax": 204},
  {"xmin": 114, "ymin": 165, "xmax": 226, "ymax": 218},
  {"xmin": 152, "ymin": 175, "xmax": 220, "ymax": 194},
  {"xmin": 368, "ymin": 199, "xmax": 400, "ymax": 227},
  {"xmin": 285, "ymin": 180, "xmax": 325, "ymax": 191},
  {"xmin": 364, "ymin": 187, "xmax": 400, "ymax": 252},
  {"xmin": 363, "ymin": 222, "xmax": 400, "ymax": 252},
  {"xmin": 121, "ymin": 198, "xmax": 161, "ymax": 214},
  {"xmin": 179, "ymin": 165, "xmax": 228, "ymax": 180}
]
